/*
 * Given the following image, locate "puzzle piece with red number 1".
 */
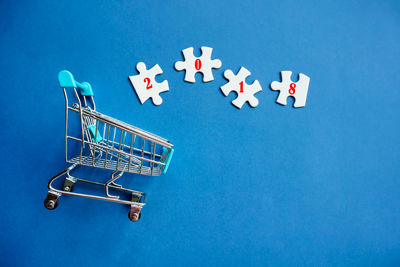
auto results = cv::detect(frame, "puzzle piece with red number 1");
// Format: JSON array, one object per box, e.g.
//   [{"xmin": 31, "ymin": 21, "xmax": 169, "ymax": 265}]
[
  {"xmin": 129, "ymin": 62, "xmax": 169, "ymax": 105},
  {"xmin": 175, "ymin": 46, "xmax": 222, "ymax": 83},
  {"xmin": 220, "ymin": 67, "xmax": 262, "ymax": 109},
  {"xmin": 270, "ymin": 71, "xmax": 310, "ymax": 108}
]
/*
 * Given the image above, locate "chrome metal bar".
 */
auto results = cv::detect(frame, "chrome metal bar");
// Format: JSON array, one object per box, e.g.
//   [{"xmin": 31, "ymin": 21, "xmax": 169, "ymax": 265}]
[
  {"xmin": 105, "ymin": 171, "xmax": 124, "ymax": 199},
  {"xmin": 151, "ymin": 142, "xmax": 156, "ymax": 176},
  {"xmin": 112, "ymin": 126, "xmax": 116, "ymax": 150},
  {"xmin": 90, "ymin": 96, "xmax": 96, "ymax": 111},
  {"xmin": 63, "ymin": 88, "xmax": 69, "ymax": 162},
  {"xmin": 92, "ymin": 119, "xmax": 99, "ymax": 166},
  {"xmin": 116, "ymin": 129, "xmax": 123, "ymax": 170},
  {"xmin": 102, "ymin": 120, "xmax": 106, "ymax": 140},
  {"xmin": 73, "ymin": 88, "xmax": 85, "ymax": 164},
  {"xmin": 74, "ymin": 177, "xmax": 143, "ymax": 195},
  {"xmin": 122, "ymin": 131, "xmax": 127, "ymax": 149},
  {"xmin": 104, "ymin": 124, "xmax": 110, "ymax": 168},
  {"xmin": 67, "ymin": 136, "xmax": 82, "ymax": 142},
  {"xmin": 140, "ymin": 139, "xmax": 145, "ymax": 173},
  {"xmin": 128, "ymin": 134, "xmax": 133, "ymax": 173}
]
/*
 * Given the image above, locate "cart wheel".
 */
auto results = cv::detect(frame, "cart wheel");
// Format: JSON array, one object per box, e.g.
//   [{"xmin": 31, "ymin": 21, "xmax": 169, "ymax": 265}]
[
  {"xmin": 62, "ymin": 179, "xmax": 75, "ymax": 192},
  {"xmin": 128, "ymin": 209, "xmax": 142, "ymax": 222},
  {"xmin": 62, "ymin": 184, "xmax": 73, "ymax": 192},
  {"xmin": 44, "ymin": 197, "xmax": 59, "ymax": 210}
]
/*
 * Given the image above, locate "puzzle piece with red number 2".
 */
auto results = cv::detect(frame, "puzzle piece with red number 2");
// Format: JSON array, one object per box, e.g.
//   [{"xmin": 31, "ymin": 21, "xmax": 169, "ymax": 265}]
[
  {"xmin": 270, "ymin": 71, "xmax": 310, "ymax": 108},
  {"xmin": 129, "ymin": 62, "xmax": 169, "ymax": 105}
]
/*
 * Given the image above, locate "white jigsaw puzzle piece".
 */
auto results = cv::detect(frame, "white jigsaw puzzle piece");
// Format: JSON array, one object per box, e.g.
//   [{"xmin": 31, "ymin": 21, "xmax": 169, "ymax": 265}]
[
  {"xmin": 220, "ymin": 67, "xmax": 262, "ymax": 109},
  {"xmin": 174, "ymin": 46, "xmax": 222, "ymax": 83},
  {"xmin": 270, "ymin": 71, "xmax": 310, "ymax": 108},
  {"xmin": 129, "ymin": 62, "xmax": 169, "ymax": 105}
]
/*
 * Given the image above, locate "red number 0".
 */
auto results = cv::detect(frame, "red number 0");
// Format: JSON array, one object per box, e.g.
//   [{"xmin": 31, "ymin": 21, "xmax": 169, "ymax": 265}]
[
  {"xmin": 144, "ymin": 78, "xmax": 152, "ymax": 90},
  {"xmin": 239, "ymin": 81, "xmax": 244, "ymax": 93},
  {"xmin": 195, "ymin": 59, "xmax": 202, "ymax": 70},
  {"xmin": 289, "ymin": 83, "xmax": 296, "ymax": 95}
]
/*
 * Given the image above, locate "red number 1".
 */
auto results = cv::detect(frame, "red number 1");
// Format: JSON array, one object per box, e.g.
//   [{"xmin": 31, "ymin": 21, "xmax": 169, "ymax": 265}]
[
  {"xmin": 144, "ymin": 78, "xmax": 152, "ymax": 90},
  {"xmin": 239, "ymin": 81, "xmax": 244, "ymax": 93}
]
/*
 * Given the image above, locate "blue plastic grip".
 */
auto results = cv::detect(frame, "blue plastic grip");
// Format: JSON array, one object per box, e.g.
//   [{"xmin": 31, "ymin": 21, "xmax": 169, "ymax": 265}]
[
  {"xmin": 58, "ymin": 70, "xmax": 76, "ymax": 88},
  {"xmin": 77, "ymin": 81, "xmax": 94, "ymax": 96},
  {"xmin": 58, "ymin": 70, "xmax": 94, "ymax": 96},
  {"xmin": 87, "ymin": 125, "xmax": 103, "ymax": 143},
  {"xmin": 162, "ymin": 148, "xmax": 174, "ymax": 174}
]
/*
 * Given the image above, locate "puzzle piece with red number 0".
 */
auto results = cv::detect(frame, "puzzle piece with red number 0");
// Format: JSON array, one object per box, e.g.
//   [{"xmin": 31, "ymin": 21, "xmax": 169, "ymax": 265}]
[
  {"xmin": 129, "ymin": 62, "xmax": 169, "ymax": 106},
  {"xmin": 220, "ymin": 67, "xmax": 262, "ymax": 109},
  {"xmin": 175, "ymin": 46, "xmax": 222, "ymax": 83},
  {"xmin": 270, "ymin": 71, "xmax": 310, "ymax": 108}
]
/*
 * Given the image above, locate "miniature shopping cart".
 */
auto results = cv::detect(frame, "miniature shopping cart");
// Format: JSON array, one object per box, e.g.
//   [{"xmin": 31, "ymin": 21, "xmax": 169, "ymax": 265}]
[{"xmin": 44, "ymin": 70, "xmax": 174, "ymax": 222}]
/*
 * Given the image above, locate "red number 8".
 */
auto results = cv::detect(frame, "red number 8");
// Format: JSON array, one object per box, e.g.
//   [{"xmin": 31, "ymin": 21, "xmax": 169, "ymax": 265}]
[{"xmin": 289, "ymin": 83, "xmax": 296, "ymax": 95}]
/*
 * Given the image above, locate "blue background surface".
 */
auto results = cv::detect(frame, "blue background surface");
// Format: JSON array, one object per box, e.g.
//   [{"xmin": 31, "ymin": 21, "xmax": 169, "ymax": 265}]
[{"xmin": 1, "ymin": 0, "xmax": 399, "ymax": 266}]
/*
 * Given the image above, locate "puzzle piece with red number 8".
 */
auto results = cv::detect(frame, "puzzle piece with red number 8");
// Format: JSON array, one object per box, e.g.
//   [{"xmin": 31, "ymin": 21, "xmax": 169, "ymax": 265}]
[
  {"xmin": 129, "ymin": 62, "xmax": 169, "ymax": 106},
  {"xmin": 175, "ymin": 46, "xmax": 222, "ymax": 83},
  {"xmin": 220, "ymin": 67, "xmax": 262, "ymax": 109},
  {"xmin": 270, "ymin": 71, "xmax": 310, "ymax": 108}
]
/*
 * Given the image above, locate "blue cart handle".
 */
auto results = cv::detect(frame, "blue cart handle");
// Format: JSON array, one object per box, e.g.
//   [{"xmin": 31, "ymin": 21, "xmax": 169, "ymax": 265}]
[
  {"xmin": 58, "ymin": 70, "xmax": 94, "ymax": 96},
  {"xmin": 162, "ymin": 148, "xmax": 174, "ymax": 174}
]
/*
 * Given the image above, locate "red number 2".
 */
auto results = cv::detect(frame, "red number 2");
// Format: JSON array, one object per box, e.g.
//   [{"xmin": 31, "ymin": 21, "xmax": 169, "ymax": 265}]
[
  {"xmin": 195, "ymin": 59, "xmax": 202, "ymax": 70},
  {"xmin": 289, "ymin": 83, "xmax": 296, "ymax": 95},
  {"xmin": 144, "ymin": 78, "xmax": 152, "ymax": 90},
  {"xmin": 239, "ymin": 81, "xmax": 244, "ymax": 93}
]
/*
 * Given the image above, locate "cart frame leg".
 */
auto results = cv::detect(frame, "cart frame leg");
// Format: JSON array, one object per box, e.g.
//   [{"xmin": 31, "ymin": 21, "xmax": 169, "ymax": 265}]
[{"xmin": 105, "ymin": 171, "xmax": 124, "ymax": 199}]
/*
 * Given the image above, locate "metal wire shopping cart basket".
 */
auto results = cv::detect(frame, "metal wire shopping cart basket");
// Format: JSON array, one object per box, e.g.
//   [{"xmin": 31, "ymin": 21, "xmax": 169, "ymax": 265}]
[{"xmin": 44, "ymin": 70, "xmax": 174, "ymax": 222}]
